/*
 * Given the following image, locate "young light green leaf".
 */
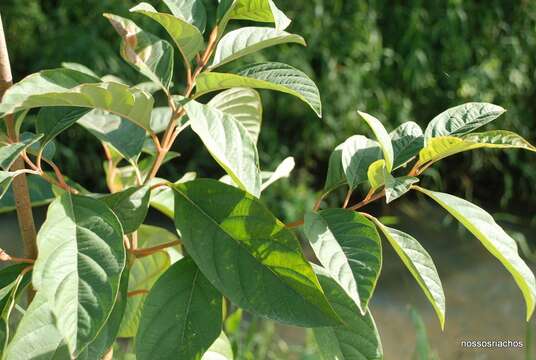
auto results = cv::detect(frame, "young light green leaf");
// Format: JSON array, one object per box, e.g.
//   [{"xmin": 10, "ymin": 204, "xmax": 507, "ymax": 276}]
[
  {"xmin": 313, "ymin": 265, "xmax": 383, "ymax": 360},
  {"xmin": 367, "ymin": 216, "xmax": 445, "ymax": 329},
  {"xmin": 415, "ymin": 186, "xmax": 536, "ymax": 320},
  {"xmin": 3, "ymin": 292, "xmax": 70, "ymax": 360},
  {"xmin": 390, "ymin": 121, "xmax": 424, "ymax": 169},
  {"xmin": 424, "ymin": 102, "xmax": 506, "ymax": 142},
  {"xmin": 163, "ymin": 0, "xmax": 207, "ymax": 33},
  {"xmin": 260, "ymin": 156, "xmax": 295, "ymax": 191},
  {"xmin": 195, "ymin": 62, "xmax": 322, "ymax": 117},
  {"xmin": 129, "ymin": 3, "xmax": 204, "ymax": 64},
  {"xmin": 324, "ymin": 143, "xmax": 346, "ymax": 192},
  {"xmin": 102, "ymin": 185, "xmax": 151, "ymax": 234},
  {"xmin": 136, "ymin": 257, "xmax": 222, "ymax": 360},
  {"xmin": 78, "ymin": 110, "xmax": 146, "ymax": 161},
  {"xmin": 173, "ymin": 179, "xmax": 339, "ymax": 327},
  {"xmin": 211, "ymin": 27, "xmax": 305, "ymax": 69},
  {"xmin": 384, "ymin": 176, "xmax": 419, "ymax": 203},
  {"xmin": 341, "ymin": 135, "xmax": 382, "ymax": 190},
  {"xmin": 367, "ymin": 159, "xmax": 389, "ymax": 190},
  {"xmin": 36, "ymin": 107, "xmax": 92, "ymax": 148},
  {"xmin": 304, "ymin": 209, "xmax": 382, "ymax": 313},
  {"xmin": 418, "ymin": 130, "xmax": 536, "ymax": 165},
  {"xmin": 202, "ymin": 332, "xmax": 234, "ymax": 360},
  {"xmin": 208, "ymin": 87, "xmax": 263, "ymax": 143},
  {"xmin": 0, "ymin": 70, "xmax": 154, "ymax": 131},
  {"xmin": 358, "ymin": 111, "xmax": 394, "ymax": 172},
  {"xmin": 218, "ymin": 0, "xmax": 291, "ymax": 34},
  {"xmin": 185, "ymin": 99, "xmax": 261, "ymax": 197},
  {"xmin": 118, "ymin": 226, "xmax": 176, "ymax": 337},
  {"xmin": 0, "ymin": 133, "xmax": 43, "ymax": 170},
  {"xmin": 104, "ymin": 13, "xmax": 174, "ymax": 91},
  {"xmin": 32, "ymin": 194, "xmax": 126, "ymax": 356},
  {"xmin": 78, "ymin": 270, "xmax": 129, "ymax": 360}
]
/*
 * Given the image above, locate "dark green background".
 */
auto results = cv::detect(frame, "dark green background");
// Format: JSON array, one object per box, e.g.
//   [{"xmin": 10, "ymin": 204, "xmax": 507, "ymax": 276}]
[{"xmin": 2, "ymin": 0, "xmax": 535, "ymax": 220}]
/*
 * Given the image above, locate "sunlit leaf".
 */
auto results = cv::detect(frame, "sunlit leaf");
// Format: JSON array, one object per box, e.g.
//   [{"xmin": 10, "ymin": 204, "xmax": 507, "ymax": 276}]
[
  {"xmin": 202, "ymin": 332, "xmax": 234, "ymax": 360},
  {"xmin": 358, "ymin": 111, "xmax": 394, "ymax": 172},
  {"xmin": 390, "ymin": 121, "xmax": 424, "ymax": 169},
  {"xmin": 260, "ymin": 156, "xmax": 295, "ymax": 191},
  {"xmin": 163, "ymin": 0, "xmax": 207, "ymax": 32},
  {"xmin": 218, "ymin": 0, "xmax": 291, "ymax": 34},
  {"xmin": 341, "ymin": 135, "xmax": 381, "ymax": 190},
  {"xmin": 0, "ymin": 133, "xmax": 42, "ymax": 170}
]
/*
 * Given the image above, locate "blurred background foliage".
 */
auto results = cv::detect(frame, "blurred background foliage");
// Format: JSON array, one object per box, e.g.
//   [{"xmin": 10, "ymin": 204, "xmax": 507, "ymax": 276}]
[{"xmin": 2, "ymin": 0, "xmax": 536, "ymax": 221}]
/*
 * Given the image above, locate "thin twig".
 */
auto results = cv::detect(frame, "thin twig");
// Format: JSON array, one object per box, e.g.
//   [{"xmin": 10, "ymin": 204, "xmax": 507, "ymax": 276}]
[
  {"xmin": 127, "ymin": 289, "xmax": 149, "ymax": 297},
  {"xmin": 342, "ymin": 188, "xmax": 352, "ymax": 208},
  {"xmin": 129, "ymin": 240, "xmax": 181, "ymax": 258}
]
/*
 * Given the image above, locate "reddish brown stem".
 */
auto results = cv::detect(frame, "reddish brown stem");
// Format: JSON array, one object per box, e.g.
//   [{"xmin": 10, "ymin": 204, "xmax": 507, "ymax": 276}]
[
  {"xmin": 130, "ymin": 240, "xmax": 181, "ymax": 258},
  {"xmin": 128, "ymin": 289, "xmax": 149, "ymax": 297}
]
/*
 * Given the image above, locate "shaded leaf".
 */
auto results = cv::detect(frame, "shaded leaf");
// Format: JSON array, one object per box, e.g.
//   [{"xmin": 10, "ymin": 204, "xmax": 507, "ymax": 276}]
[
  {"xmin": 136, "ymin": 257, "xmax": 222, "ymax": 360},
  {"xmin": 102, "ymin": 186, "xmax": 151, "ymax": 234},
  {"xmin": 341, "ymin": 135, "xmax": 381, "ymax": 190},
  {"xmin": 323, "ymin": 143, "xmax": 346, "ymax": 192},
  {"xmin": 150, "ymin": 173, "xmax": 196, "ymax": 218},
  {"xmin": 384, "ymin": 176, "xmax": 419, "ymax": 204},
  {"xmin": 218, "ymin": 0, "xmax": 291, "ymax": 34},
  {"xmin": 389, "ymin": 121, "xmax": 424, "ymax": 169},
  {"xmin": 358, "ymin": 111, "xmax": 394, "ymax": 172},
  {"xmin": 35, "ymin": 107, "xmax": 91, "ymax": 148},
  {"xmin": 195, "ymin": 62, "xmax": 321, "ymax": 117},
  {"xmin": 0, "ymin": 133, "xmax": 42, "ymax": 170},
  {"xmin": 304, "ymin": 209, "xmax": 382, "ymax": 312},
  {"xmin": 173, "ymin": 179, "xmax": 339, "ymax": 326},
  {"xmin": 0, "ymin": 170, "xmax": 26, "ymax": 200},
  {"xmin": 0, "ymin": 175, "xmax": 55, "ymax": 213}
]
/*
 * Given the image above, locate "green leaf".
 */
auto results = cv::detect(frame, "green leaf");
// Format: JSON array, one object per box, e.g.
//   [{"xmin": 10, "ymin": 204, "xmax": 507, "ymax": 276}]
[
  {"xmin": 0, "ymin": 170, "xmax": 26, "ymax": 200},
  {"xmin": 202, "ymin": 332, "xmax": 234, "ymax": 360},
  {"xmin": 389, "ymin": 121, "xmax": 424, "ymax": 169},
  {"xmin": 312, "ymin": 265, "xmax": 383, "ymax": 360},
  {"xmin": 32, "ymin": 194, "xmax": 126, "ymax": 356},
  {"xmin": 424, "ymin": 102, "xmax": 506, "ymax": 142},
  {"xmin": 78, "ymin": 270, "xmax": 129, "ymax": 360},
  {"xmin": 118, "ymin": 226, "xmax": 177, "ymax": 337},
  {"xmin": 0, "ymin": 69, "xmax": 154, "ymax": 131},
  {"xmin": 185, "ymin": 99, "xmax": 261, "ymax": 197},
  {"xmin": 173, "ymin": 179, "xmax": 339, "ymax": 326},
  {"xmin": 260, "ymin": 156, "xmax": 295, "ymax": 191},
  {"xmin": 0, "ymin": 175, "xmax": 55, "ymax": 213},
  {"xmin": 136, "ymin": 257, "xmax": 222, "ymax": 360},
  {"xmin": 104, "ymin": 13, "xmax": 174, "ymax": 91},
  {"xmin": 418, "ymin": 130, "xmax": 536, "ymax": 165},
  {"xmin": 367, "ymin": 217, "xmax": 445, "ymax": 329},
  {"xmin": 3, "ymin": 292, "xmax": 70, "ymax": 360},
  {"xmin": 36, "ymin": 107, "xmax": 92, "ymax": 148},
  {"xmin": 384, "ymin": 176, "xmax": 419, "ymax": 204},
  {"xmin": 61, "ymin": 62, "xmax": 100, "ymax": 78},
  {"xmin": 367, "ymin": 159, "xmax": 389, "ymax": 190},
  {"xmin": 218, "ymin": 0, "xmax": 291, "ymax": 34},
  {"xmin": 358, "ymin": 111, "xmax": 394, "ymax": 172},
  {"xmin": 130, "ymin": 3, "xmax": 204, "ymax": 64},
  {"xmin": 195, "ymin": 62, "xmax": 322, "ymax": 117},
  {"xmin": 163, "ymin": 0, "xmax": 207, "ymax": 33},
  {"xmin": 150, "ymin": 173, "xmax": 196, "ymax": 218},
  {"xmin": 341, "ymin": 135, "xmax": 381, "ymax": 190},
  {"xmin": 149, "ymin": 107, "xmax": 173, "ymax": 134},
  {"xmin": 102, "ymin": 186, "xmax": 151, "ymax": 234},
  {"xmin": 208, "ymin": 87, "xmax": 263, "ymax": 143},
  {"xmin": 323, "ymin": 143, "xmax": 346, "ymax": 192},
  {"xmin": 415, "ymin": 186, "xmax": 536, "ymax": 320},
  {"xmin": 304, "ymin": 209, "xmax": 382, "ymax": 312},
  {"xmin": 211, "ymin": 27, "xmax": 305, "ymax": 69},
  {"xmin": 78, "ymin": 110, "xmax": 146, "ymax": 161},
  {"xmin": 0, "ymin": 133, "xmax": 43, "ymax": 170}
]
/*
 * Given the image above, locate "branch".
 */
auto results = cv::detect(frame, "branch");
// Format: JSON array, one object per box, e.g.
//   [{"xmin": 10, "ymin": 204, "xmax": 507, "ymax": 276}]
[{"xmin": 0, "ymin": 248, "xmax": 35, "ymax": 264}]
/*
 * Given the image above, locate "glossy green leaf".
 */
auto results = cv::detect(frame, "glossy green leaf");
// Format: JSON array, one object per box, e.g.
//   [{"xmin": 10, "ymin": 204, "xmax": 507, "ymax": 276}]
[
  {"xmin": 102, "ymin": 185, "xmax": 151, "ymax": 233},
  {"xmin": 384, "ymin": 176, "xmax": 419, "ymax": 203},
  {"xmin": 304, "ymin": 209, "xmax": 382, "ymax": 312},
  {"xmin": 3, "ymin": 292, "xmax": 70, "ymax": 360},
  {"xmin": 163, "ymin": 0, "xmax": 207, "ymax": 32},
  {"xmin": 36, "ymin": 107, "xmax": 92, "ymax": 148},
  {"xmin": 324, "ymin": 143, "xmax": 346, "ymax": 192},
  {"xmin": 358, "ymin": 111, "xmax": 394, "ymax": 172},
  {"xmin": 185, "ymin": 99, "xmax": 261, "ymax": 197},
  {"xmin": 118, "ymin": 226, "xmax": 176, "ymax": 337},
  {"xmin": 368, "ymin": 217, "xmax": 445, "ymax": 329},
  {"xmin": 32, "ymin": 194, "xmax": 126, "ymax": 356},
  {"xmin": 418, "ymin": 130, "xmax": 536, "ymax": 165},
  {"xmin": 104, "ymin": 13, "xmax": 174, "ymax": 91},
  {"xmin": 202, "ymin": 332, "xmax": 234, "ymax": 360},
  {"xmin": 218, "ymin": 0, "xmax": 291, "ymax": 34},
  {"xmin": 150, "ymin": 173, "xmax": 196, "ymax": 218},
  {"xmin": 173, "ymin": 179, "xmax": 339, "ymax": 326},
  {"xmin": 195, "ymin": 62, "xmax": 322, "ymax": 117},
  {"xmin": 424, "ymin": 102, "xmax": 506, "ymax": 142},
  {"xmin": 130, "ymin": 3, "xmax": 204, "ymax": 63},
  {"xmin": 0, "ymin": 69, "xmax": 154, "ymax": 131},
  {"xmin": 136, "ymin": 257, "xmax": 222, "ymax": 360},
  {"xmin": 389, "ymin": 121, "xmax": 424, "ymax": 169},
  {"xmin": 260, "ymin": 156, "xmax": 295, "ymax": 191},
  {"xmin": 78, "ymin": 270, "xmax": 129, "ymax": 360},
  {"xmin": 312, "ymin": 265, "xmax": 383, "ymax": 360},
  {"xmin": 341, "ymin": 135, "xmax": 381, "ymax": 190},
  {"xmin": 208, "ymin": 87, "xmax": 263, "ymax": 143},
  {"xmin": 211, "ymin": 27, "xmax": 305, "ymax": 69},
  {"xmin": 0, "ymin": 133, "xmax": 42, "ymax": 170},
  {"xmin": 415, "ymin": 186, "xmax": 536, "ymax": 319}
]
